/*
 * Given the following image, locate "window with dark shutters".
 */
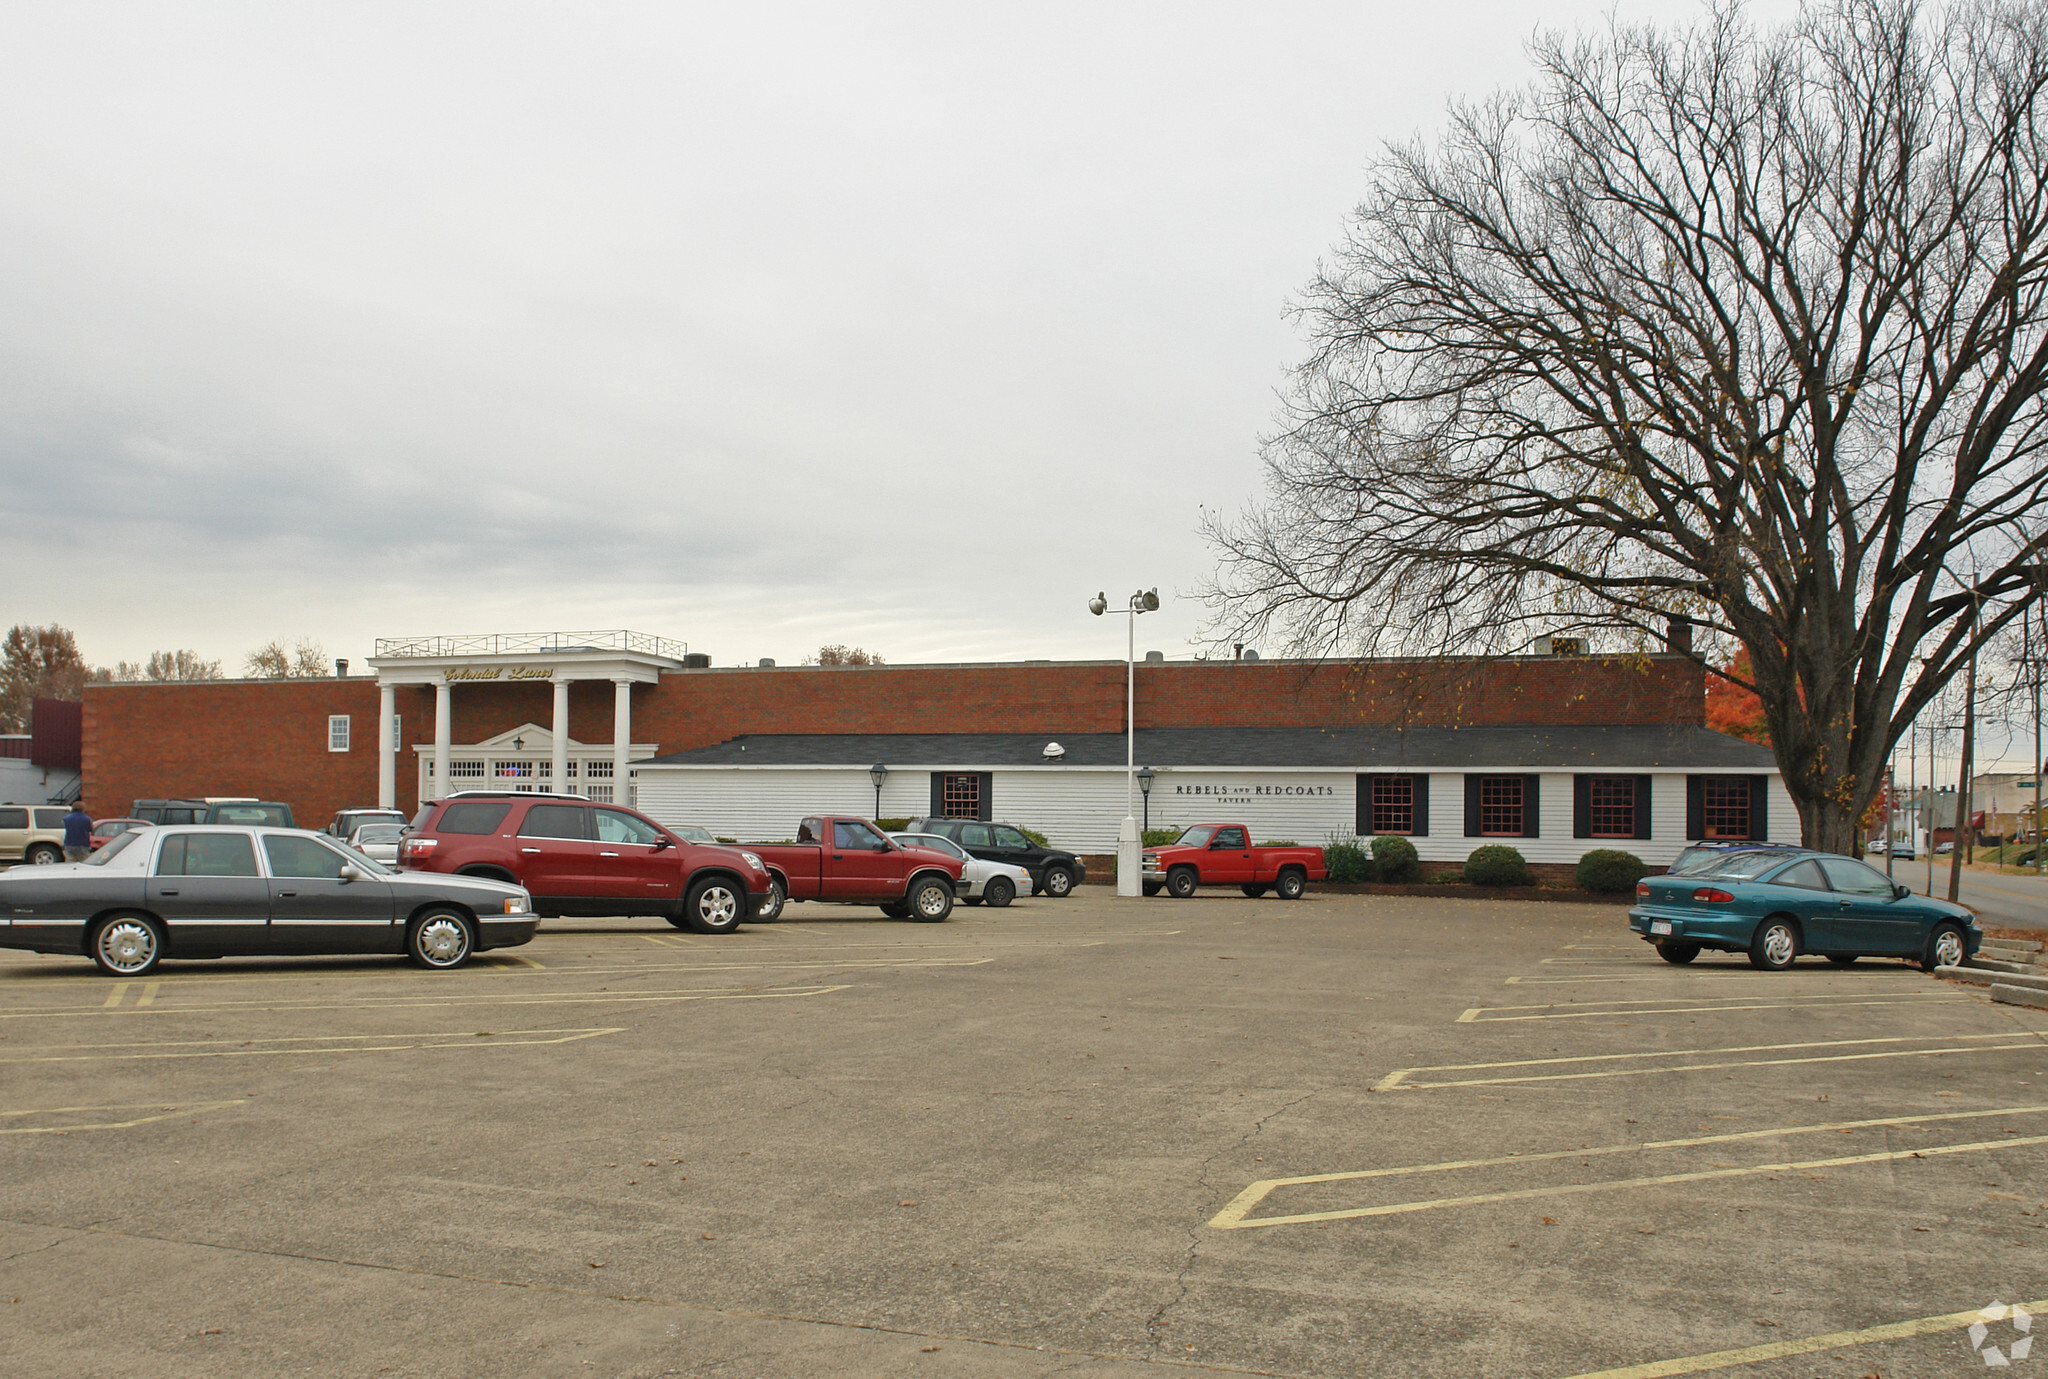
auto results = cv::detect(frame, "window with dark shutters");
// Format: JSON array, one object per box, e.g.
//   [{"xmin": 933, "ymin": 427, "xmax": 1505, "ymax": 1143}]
[
  {"xmin": 931, "ymin": 772, "xmax": 992, "ymax": 821},
  {"xmin": 1357, "ymin": 774, "xmax": 1426, "ymax": 835},
  {"xmin": 1573, "ymin": 776, "xmax": 1638, "ymax": 838}
]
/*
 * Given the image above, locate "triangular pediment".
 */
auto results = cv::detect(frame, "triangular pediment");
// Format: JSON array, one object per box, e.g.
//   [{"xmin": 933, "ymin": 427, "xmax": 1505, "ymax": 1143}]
[{"xmin": 470, "ymin": 723, "xmax": 587, "ymax": 750}]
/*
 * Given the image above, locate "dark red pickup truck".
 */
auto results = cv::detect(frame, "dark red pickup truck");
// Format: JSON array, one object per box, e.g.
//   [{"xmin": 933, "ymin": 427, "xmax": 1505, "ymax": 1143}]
[
  {"xmin": 751, "ymin": 815, "xmax": 965, "ymax": 922},
  {"xmin": 1140, "ymin": 824, "xmax": 1326, "ymax": 899}
]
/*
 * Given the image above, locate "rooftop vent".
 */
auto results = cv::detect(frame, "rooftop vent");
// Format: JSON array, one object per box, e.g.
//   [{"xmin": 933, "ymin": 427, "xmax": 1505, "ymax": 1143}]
[
  {"xmin": 1242, "ymin": 649, "xmax": 1260, "ymax": 662},
  {"xmin": 1042, "ymin": 741, "xmax": 1066, "ymax": 761},
  {"xmin": 758, "ymin": 657, "xmax": 775, "ymax": 667},
  {"xmin": 682, "ymin": 652, "xmax": 712, "ymax": 669},
  {"xmin": 1144, "ymin": 650, "xmax": 1165, "ymax": 663},
  {"xmin": 335, "ymin": 659, "xmax": 349, "ymax": 676}
]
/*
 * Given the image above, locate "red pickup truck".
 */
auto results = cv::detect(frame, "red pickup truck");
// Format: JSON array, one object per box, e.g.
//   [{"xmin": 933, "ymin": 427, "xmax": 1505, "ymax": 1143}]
[
  {"xmin": 751, "ymin": 816, "xmax": 965, "ymax": 922},
  {"xmin": 1141, "ymin": 825, "xmax": 1326, "ymax": 899}
]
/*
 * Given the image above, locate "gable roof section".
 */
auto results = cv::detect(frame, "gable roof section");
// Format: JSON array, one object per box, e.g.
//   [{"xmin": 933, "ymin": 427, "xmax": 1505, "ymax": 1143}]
[{"xmin": 640, "ymin": 726, "xmax": 1777, "ymax": 771}]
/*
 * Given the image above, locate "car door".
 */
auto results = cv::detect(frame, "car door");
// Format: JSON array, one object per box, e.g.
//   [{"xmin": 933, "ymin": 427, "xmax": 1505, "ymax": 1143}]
[
  {"xmin": 263, "ymin": 833, "xmax": 397, "ymax": 953},
  {"xmin": 146, "ymin": 832, "xmax": 272, "ymax": 953},
  {"xmin": 988, "ymin": 825, "xmax": 1038, "ymax": 873},
  {"xmin": 0, "ymin": 807, "xmax": 27, "ymax": 861},
  {"xmin": 1763, "ymin": 858, "xmax": 1842, "ymax": 948},
  {"xmin": 513, "ymin": 804, "xmax": 596, "ymax": 908},
  {"xmin": 956, "ymin": 823, "xmax": 999, "ymax": 865},
  {"xmin": 591, "ymin": 808, "xmax": 683, "ymax": 908},
  {"xmin": 830, "ymin": 819, "xmax": 900, "ymax": 899},
  {"xmin": 1815, "ymin": 857, "xmax": 1918, "ymax": 954},
  {"xmin": 1207, "ymin": 826, "xmax": 1254, "ymax": 883}
]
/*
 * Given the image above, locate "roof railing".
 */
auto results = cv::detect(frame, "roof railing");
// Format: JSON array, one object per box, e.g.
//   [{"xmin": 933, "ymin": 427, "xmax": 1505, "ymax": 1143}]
[{"xmin": 372, "ymin": 630, "xmax": 688, "ymax": 661}]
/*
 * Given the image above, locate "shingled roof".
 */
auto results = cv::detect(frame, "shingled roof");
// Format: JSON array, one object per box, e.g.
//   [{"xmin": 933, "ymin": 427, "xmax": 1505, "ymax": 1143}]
[{"xmin": 640, "ymin": 725, "xmax": 1776, "ymax": 771}]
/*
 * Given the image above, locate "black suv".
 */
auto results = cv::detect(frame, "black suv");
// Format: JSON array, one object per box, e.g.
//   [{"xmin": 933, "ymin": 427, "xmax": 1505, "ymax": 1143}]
[{"xmin": 907, "ymin": 819, "xmax": 1085, "ymax": 898}]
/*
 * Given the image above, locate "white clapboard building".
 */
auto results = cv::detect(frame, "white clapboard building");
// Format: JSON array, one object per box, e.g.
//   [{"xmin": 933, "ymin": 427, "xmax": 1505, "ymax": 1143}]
[{"xmin": 631, "ymin": 726, "xmax": 1791, "ymax": 864}]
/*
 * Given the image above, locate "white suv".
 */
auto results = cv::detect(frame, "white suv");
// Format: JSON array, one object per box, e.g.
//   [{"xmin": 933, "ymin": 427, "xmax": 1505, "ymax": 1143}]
[{"xmin": 0, "ymin": 806, "xmax": 72, "ymax": 865}]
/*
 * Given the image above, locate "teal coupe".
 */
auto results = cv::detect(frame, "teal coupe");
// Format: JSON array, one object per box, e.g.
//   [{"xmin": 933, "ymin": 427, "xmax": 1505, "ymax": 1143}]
[{"xmin": 1627, "ymin": 848, "xmax": 1980, "ymax": 971}]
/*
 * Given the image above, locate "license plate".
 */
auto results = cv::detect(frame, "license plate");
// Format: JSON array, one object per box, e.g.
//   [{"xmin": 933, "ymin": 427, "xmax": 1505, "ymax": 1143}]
[{"xmin": 1650, "ymin": 921, "xmax": 1673, "ymax": 935}]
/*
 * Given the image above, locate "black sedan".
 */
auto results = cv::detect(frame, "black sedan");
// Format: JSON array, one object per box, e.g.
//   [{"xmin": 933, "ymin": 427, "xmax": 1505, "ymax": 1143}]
[{"xmin": 0, "ymin": 825, "xmax": 538, "ymax": 975}]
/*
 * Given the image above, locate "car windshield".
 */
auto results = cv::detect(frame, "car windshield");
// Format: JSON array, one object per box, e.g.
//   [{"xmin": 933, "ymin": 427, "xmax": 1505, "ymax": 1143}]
[
  {"xmin": 353, "ymin": 825, "xmax": 404, "ymax": 844},
  {"xmin": 1692, "ymin": 850, "xmax": 1804, "ymax": 881},
  {"xmin": 1171, "ymin": 827, "xmax": 1215, "ymax": 848},
  {"xmin": 325, "ymin": 837, "xmax": 395, "ymax": 877},
  {"xmin": 674, "ymin": 826, "xmax": 715, "ymax": 843},
  {"xmin": 85, "ymin": 830, "xmax": 143, "ymax": 865},
  {"xmin": 895, "ymin": 834, "xmax": 965, "ymax": 860}
]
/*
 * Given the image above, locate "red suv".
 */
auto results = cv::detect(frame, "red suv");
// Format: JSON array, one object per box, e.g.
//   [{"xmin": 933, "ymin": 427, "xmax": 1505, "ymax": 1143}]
[{"xmin": 398, "ymin": 793, "xmax": 771, "ymax": 935}]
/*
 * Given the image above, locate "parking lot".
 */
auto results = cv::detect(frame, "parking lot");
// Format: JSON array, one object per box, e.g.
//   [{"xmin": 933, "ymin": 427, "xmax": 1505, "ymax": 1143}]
[{"xmin": 4, "ymin": 891, "xmax": 2045, "ymax": 1378}]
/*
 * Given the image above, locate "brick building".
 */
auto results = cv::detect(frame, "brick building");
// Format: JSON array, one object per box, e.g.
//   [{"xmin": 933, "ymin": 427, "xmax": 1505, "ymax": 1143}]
[{"xmin": 80, "ymin": 629, "xmax": 1785, "ymax": 863}]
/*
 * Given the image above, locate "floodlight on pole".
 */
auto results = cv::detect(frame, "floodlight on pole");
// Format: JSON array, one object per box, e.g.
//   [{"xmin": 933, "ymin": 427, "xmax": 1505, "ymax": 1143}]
[{"xmin": 1088, "ymin": 587, "xmax": 1161, "ymax": 896}]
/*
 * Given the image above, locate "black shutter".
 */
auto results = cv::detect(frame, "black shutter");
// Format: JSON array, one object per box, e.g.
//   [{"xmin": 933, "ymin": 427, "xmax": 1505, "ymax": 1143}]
[
  {"xmin": 929, "ymin": 773, "xmax": 944, "ymax": 819},
  {"xmin": 1464, "ymin": 775, "xmax": 1482, "ymax": 836},
  {"xmin": 1522, "ymin": 774, "xmax": 1541, "ymax": 837},
  {"xmin": 1355, "ymin": 775, "xmax": 1371, "ymax": 835},
  {"xmin": 1749, "ymin": 775, "xmax": 1768, "ymax": 840},
  {"xmin": 977, "ymin": 772, "xmax": 993, "ymax": 821},
  {"xmin": 1411, "ymin": 774, "xmax": 1429, "ymax": 837},
  {"xmin": 1573, "ymin": 775, "xmax": 1591, "ymax": 839},
  {"xmin": 1634, "ymin": 775, "xmax": 1653, "ymax": 839},
  {"xmin": 1686, "ymin": 776, "xmax": 1704, "ymax": 840}
]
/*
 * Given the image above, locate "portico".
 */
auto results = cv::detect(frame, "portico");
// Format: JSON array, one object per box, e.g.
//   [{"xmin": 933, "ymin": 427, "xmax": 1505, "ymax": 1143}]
[{"xmin": 366, "ymin": 630, "xmax": 689, "ymax": 810}]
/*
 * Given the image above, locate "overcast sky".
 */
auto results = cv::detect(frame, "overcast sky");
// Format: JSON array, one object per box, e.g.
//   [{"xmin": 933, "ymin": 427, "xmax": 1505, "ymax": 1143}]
[{"xmin": 0, "ymin": 0, "xmax": 1803, "ymax": 674}]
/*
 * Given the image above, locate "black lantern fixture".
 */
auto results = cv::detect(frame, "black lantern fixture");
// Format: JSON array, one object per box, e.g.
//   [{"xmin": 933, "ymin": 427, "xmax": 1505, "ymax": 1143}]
[
  {"xmin": 869, "ymin": 762, "xmax": 889, "ymax": 819},
  {"xmin": 1136, "ymin": 766, "xmax": 1155, "ymax": 833}
]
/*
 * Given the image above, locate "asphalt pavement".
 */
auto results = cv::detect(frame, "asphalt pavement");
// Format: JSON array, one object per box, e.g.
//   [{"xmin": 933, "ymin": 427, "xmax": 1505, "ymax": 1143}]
[{"xmin": 1884, "ymin": 861, "xmax": 2048, "ymax": 930}]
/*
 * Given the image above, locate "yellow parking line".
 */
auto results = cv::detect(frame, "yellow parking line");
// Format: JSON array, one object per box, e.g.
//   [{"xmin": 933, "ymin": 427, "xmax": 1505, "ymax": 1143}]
[
  {"xmin": 1375, "ymin": 1031, "xmax": 2041, "ymax": 1090},
  {"xmin": 1457, "ymin": 994, "xmax": 1960, "ymax": 1022},
  {"xmin": 0, "ymin": 1099, "xmax": 248, "ymax": 1134},
  {"xmin": 1, "ymin": 1027, "xmax": 627, "ymax": 1063},
  {"xmin": 134, "ymin": 982, "xmax": 159, "ymax": 1008},
  {"xmin": 1561, "ymin": 1297, "xmax": 2048, "ymax": 1379},
  {"xmin": 1211, "ymin": 1130, "xmax": 2048, "ymax": 1229},
  {"xmin": 0, "ymin": 982, "xmax": 853, "ymax": 1022},
  {"xmin": 101, "ymin": 983, "xmax": 127, "ymax": 1008}
]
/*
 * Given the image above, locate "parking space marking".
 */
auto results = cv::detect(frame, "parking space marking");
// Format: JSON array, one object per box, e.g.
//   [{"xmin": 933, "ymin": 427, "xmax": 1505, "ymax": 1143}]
[
  {"xmin": 101, "ymin": 983, "xmax": 126, "ymax": 1007},
  {"xmin": 0, "ymin": 981, "xmax": 853, "ymax": 1022},
  {"xmin": 1561, "ymin": 1296, "xmax": 2048, "ymax": 1379},
  {"xmin": 1374, "ymin": 1031, "xmax": 2045, "ymax": 1090},
  {"xmin": 0, "ymin": 1027, "xmax": 628, "ymax": 1063},
  {"xmin": 1, "ymin": 1098, "xmax": 248, "ymax": 1134},
  {"xmin": 1457, "ymin": 991, "xmax": 1963, "ymax": 1022},
  {"xmin": 1210, "ymin": 1106, "xmax": 2048, "ymax": 1229}
]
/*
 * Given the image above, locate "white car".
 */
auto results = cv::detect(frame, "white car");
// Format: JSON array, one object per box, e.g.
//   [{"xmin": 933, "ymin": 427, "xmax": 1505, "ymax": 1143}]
[
  {"xmin": 348, "ymin": 822, "xmax": 406, "ymax": 865},
  {"xmin": 888, "ymin": 831, "xmax": 1033, "ymax": 908}
]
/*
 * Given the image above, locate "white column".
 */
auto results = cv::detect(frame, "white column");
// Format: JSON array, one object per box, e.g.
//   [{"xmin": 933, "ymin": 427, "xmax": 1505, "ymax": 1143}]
[
  {"xmin": 378, "ymin": 682, "xmax": 397, "ymax": 809},
  {"xmin": 552, "ymin": 678, "xmax": 571, "ymax": 797},
  {"xmin": 612, "ymin": 679, "xmax": 632, "ymax": 806},
  {"xmin": 433, "ymin": 681, "xmax": 452, "ymax": 801}
]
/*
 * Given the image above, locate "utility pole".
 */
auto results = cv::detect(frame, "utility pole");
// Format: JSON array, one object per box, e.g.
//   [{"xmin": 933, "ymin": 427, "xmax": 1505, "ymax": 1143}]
[
  {"xmin": 1947, "ymin": 595, "xmax": 1980, "ymax": 904},
  {"xmin": 1927, "ymin": 715, "xmax": 1937, "ymax": 898},
  {"xmin": 1884, "ymin": 764, "xmax": 1896, "ymax": 878},
  {"xmin": 2036, "ymin": 596, "xmax": 2044, "ymax": 876}
]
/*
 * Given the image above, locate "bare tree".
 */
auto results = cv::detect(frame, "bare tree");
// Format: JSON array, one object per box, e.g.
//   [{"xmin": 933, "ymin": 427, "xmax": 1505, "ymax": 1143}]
[
  {"xmin": 0, "ymin": 624, "xmax": 88, "ymax": 731},
  {"xmin": 95, "ymin": 649, "xmax": 226, "ymax": 683},
  {"xmin": 806, "ymin": 645, "xmax": 886, "ymax": 666},
  {"xmin": 1204, "ymin": 0, "xmax": 2048, "ymax": 852},
  {"xmin": 244, "ymin": 639, "xmax": 331, "ymax": 679}
]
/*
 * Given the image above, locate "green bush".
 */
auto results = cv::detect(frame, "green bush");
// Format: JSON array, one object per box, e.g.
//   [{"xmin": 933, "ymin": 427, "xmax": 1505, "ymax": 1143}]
[
  {"xmin": 874, "ymin": 817, "xmax": 911, "ymax": 832},
  {"xmin": 1259, "ymin": 839, "xmax": 1298, "ymax": 847},
  {"xmin": 1019, "ymin": 826, "xmax": 1050, "ymax": 847},
  {"xmin": 1323, "ymin": 838, "xmax": 1377, "ymax": 883},
  {"xmin": 715, "ymin": 836, "xmax": 737, "ymax": 844},
  {"xmin": 1371, "ymin": 834, "xmax": 1422, "ymax": 883},
  {"xmin": 1464, "ymin": 844, "xmax": 1533, "ymax": 887},
  {"xmin": 1575, "ymin": 849, "xmax": 1648, "ymax": 893},
  {"xmin": 1142, "ymin": 828, "xmax": 1183, "ymax": 848}
]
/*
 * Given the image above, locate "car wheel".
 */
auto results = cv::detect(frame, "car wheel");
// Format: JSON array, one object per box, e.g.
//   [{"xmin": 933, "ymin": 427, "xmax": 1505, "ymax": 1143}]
[
  {"xmin": 1166, "ymin": 866, "xmax": 1198, "ymax": 899},
  {"xmin": 408, "ymin": 908, "xmax": 474, "ymax": 969},
  {"xmin": 683, "ymin": 877, "xmax": 743, "ymax": 935},
  {"xmin": 1656, "ymin": 942, "xmax": 1701, "ymax": 965},
  {"xmin": 1240, "ymin": 883, "xmax": 1269, "ymax": 898},
  {"xmin": 983, "ymin": 877, "xmax": 1015, "ymax": 908},
  {"xmin": 91, "ymin": 914, "xmax": 163, "ymax": 976},
  {"xmin": 1827, "ymin": 953, "xmax": 1859, "ymax": 966},
  {"xmin": 1142, "ymin": 882, "xmax": 1162, "ymax": 897},
  {"xmin": 1922, "ymin": 921, "xmax": 1966, "ymax": 973},
  {"xmin": 1042, "ymin": 866, "xmax": 1075, "ymax": 898},
  {"xmin": 26, "ymin": 844, "xmax": 62, "ymax": 865},
  {"xmin": 1748, "ymin": 916, "xmax": 1799, "ymax": 970},
  {"xmin": 907, "ymin": 877, "xmax": 954, "ymax": 923},
  {"xmin": 754, "ymin": 876, "xmax": 786, "ymax": 923},
  {"xmin": 1275, "ymin": 868, "xmax": 1307, "ymax": 900}
]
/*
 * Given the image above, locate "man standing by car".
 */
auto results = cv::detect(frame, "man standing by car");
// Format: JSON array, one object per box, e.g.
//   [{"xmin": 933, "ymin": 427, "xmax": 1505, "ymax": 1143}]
[{"xmin": 61, "ymin": 802, "xmax": 92, "ymax": 862}]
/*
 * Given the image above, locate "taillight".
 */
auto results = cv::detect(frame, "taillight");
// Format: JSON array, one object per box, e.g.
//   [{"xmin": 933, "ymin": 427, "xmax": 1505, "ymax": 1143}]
[
  {"xmin": 1692, "ymin": 887, "xmax": 1734, "ymax": 903},
  {"xmin": 401, "ymin": 838, "xmax": 437, "ymax": 859},
  {"xmin": 1635, "ymin": 882, "xmax": 1650, "ymax": 898}
]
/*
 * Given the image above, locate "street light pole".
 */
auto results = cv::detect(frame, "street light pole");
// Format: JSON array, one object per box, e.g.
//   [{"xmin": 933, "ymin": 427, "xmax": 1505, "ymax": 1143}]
[{"xmin": 1091, "ymin": 588, "xmax": 1159, "ymax": 897}]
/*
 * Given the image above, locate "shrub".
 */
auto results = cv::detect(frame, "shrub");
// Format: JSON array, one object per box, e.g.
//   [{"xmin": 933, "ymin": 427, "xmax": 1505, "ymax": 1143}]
[
  {"xmin": 1019, "ymin": 826, "xmax": 1050, "ymax": 847},
  {"xmin": 1142, "ymin": 828, "xmax": 1183, "ymax": 848},
  {"xmin": 1323, "ymin": 838, "xmax": 1377, "ymax": 883},
  {"xmin": 1371, "ymin": 834, "xmax": 1422, "ymax": 883},
  {"xmin": 1464, "ymin": 844, "xmax": 1532, "ymax": 887},
  {"xmin": 874, "ymin": 817, "xmax": 911, "ymax": 832},
  {"xmin": 1575, "ymin": 849, "xmax": 1649, "ymax": 893},
  {"xmin": 1259, "ymin": 839, "xmax": 1298, "ymax": 847},
  {"xmin": 715, "ymin": 836, "xmax": 738, "ymax": 844}
]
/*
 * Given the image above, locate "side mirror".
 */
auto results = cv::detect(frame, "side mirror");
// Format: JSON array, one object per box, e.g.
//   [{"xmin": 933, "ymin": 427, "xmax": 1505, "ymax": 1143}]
[
  {"xmin": 653, "ymin": 836, "xmax": 673, "ymax": 851},
  {"xmin": 875, "ymin": 841, "xmax": 893, "ymax": 852},
  {"xmin": 1894, "ymin": 883, "xmax": 1910, "ymax": 899},
  {"xmin": 339, "ymin": 864, "xmax": 362, "ymax": 883}
]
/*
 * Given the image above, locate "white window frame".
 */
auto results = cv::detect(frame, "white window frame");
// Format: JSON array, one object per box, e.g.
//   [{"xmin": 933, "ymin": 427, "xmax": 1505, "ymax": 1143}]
[{"xmin": 328, "ymin": 715, "xmax": 351, "ymax": 753}]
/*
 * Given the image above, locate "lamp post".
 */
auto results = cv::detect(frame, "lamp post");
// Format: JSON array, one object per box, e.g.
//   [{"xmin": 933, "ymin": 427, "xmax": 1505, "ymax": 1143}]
[
  {"xmin": 869, "ymin": 763, "xmax": 889, "ymax": 820},
  {"xmin": 1137, "ymin": 766, "xmax": 1154, "ymax": 834},
  {"xmin": 1090, "ymin": 587, "xmax": 1160, "ymax": 896}
]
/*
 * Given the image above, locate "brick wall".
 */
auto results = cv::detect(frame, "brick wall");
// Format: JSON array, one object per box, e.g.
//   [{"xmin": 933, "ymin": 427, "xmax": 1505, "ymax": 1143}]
[{"xmin": 81, "ymin": 655, "xmax": 1704, "ymax": 827}]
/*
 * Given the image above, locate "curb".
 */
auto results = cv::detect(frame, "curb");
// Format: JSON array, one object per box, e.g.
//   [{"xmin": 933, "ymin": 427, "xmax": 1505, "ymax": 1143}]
[{"xmin": 1991, "ymin": 982, "xmax": 2048, "ymax": 1010}]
